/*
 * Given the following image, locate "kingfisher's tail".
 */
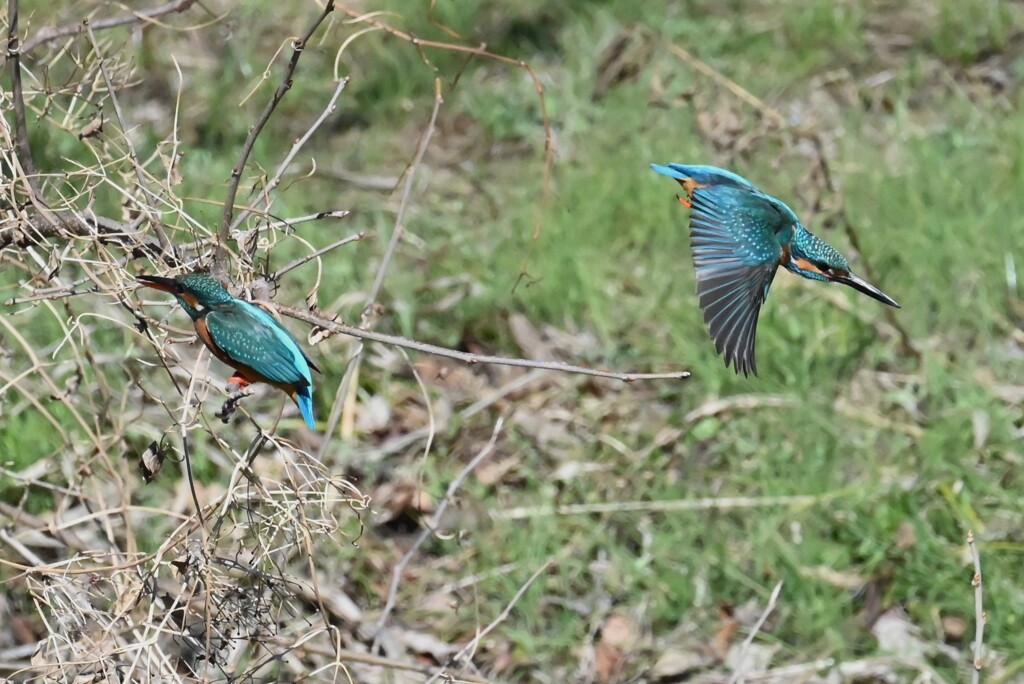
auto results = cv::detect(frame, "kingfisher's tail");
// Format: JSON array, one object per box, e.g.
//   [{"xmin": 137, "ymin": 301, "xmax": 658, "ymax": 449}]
[{"xmin": 293, "ymin": 386, "xmax": 316, "ymax": 429}]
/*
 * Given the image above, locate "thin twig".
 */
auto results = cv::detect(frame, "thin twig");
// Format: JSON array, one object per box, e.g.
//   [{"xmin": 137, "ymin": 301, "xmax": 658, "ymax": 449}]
[
  {"xmin": 83, "ymin": 22, "xmax": 174, "ymax": 254},
  {"xmin": 18, "ymin": 0, "xmax": 199, "ymax": 55},
  {"xmin": 364, "ymin": 78, "xmax": 442, "ymax": 317},
  {"xmin": 272, "ymin": 232, "xmax": 363, "ymax": 279},
  {"xmin": 262, "ymin": 209, "xmax": 351, "ymax": 232},
  {"xmin": 493, "ymin": 493, "xmax": 827, "ymax": 521},
  {"xmin": 317, "ymin": 78, "xmax": 444, "ymax": 454},
  {"xmin": 968, "ymin": 530, "xmax": 985, "ymax": 683},
  {"xmin": 215, "ymin": 0, "xmax": 336, "ymax": 274},
  {"xmin": 277, "ymin": 638, "xmax": 496, "ymax": 684},
  {"xmin": 729, "ymin": 580, "xmax": 783, "ymax": 684},
  {"xmin": 230, "ymin": 77, "xmax": 350, "ymax": 235},
  {"xmin": 427, "ymin": 558, "xmax": 553, "ymax": 684},
  {"xmin": 279, "ymin": 305, "xmax": 690, "ymax": 383},
  {"xmin": 0, "ymin": 210, "xmax": 179, "ymax": 264},
  {"xmin": 6, "ymin": 0, "xmax": 38, "ymax": 192},
  {"xmin": 373, "ymin": 417, "xmax": 504, "ymax": 644}
]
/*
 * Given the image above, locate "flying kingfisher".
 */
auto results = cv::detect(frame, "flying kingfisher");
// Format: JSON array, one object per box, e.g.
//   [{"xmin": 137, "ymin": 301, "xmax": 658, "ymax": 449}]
[
  {"xmin": 136, "ymin": 273, "xmax": 319, "ymax": 428},
  {"xmin": 651, "ymin": 163, "xmax": 900, "ymax": 376}
]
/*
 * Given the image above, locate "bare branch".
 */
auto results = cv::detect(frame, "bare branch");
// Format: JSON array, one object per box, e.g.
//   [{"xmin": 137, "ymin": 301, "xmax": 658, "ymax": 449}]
[
  {"xmin": 0, "ymin": 210, "xmax": 179, "ymax": 265},
  {"xmin": 279, "ymin": 305, "xmax": 691, "ymax": 383},
  {"xmin": 18, "ymin": 0, "xmax": 199, "ymax": 55},
  {"xmin": 271, "ymin": 231, "xmax": 363, "ymax": 280},
  {"xmin": 373, "ymin": 417, "xmax": 504, "ymax": 643},
  {"xmin": 215, "ymin": 0, "xmax": 337, "ymax": 276},
  {"xmin": 729, "ymin": 580, "xmax": 783, "ymax": 684},
  {"xmin": 493, "ymin": 493, "xmax": 826, "ymax": 521},
  {"xmin": 364, "ymin": 78, "xmax": 442, "ymax": 318},
  {"xmin": 427, "ymin": 559, "xmax": 553, "ymax": 683},
  {"xmin": 84, "ymin": 22, "xmax": 175, "ymax": 255},
  {"xmin": 6, "ymin": 0, "xmax": 38, "ymax": 191},
  {"xmin": 230, "ymin": 77, "xmax": 351, "ymax": 236},
  {"xmin": 968, "ymin": 530, "xmax": 985, "ymax": 683}
]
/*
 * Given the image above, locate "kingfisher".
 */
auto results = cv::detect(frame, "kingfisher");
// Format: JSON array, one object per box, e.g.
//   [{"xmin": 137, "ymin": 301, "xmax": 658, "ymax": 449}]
[
  {"xmin": 651, "ymin": 163, "xmax": 900, "ymax": 376},
  {"xmin": 136, "ymin": 273, "xmax": 319, "ymax": 428}
]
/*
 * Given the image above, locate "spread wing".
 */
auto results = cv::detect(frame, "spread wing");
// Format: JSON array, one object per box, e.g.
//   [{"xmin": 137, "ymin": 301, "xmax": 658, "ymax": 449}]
[
  {"xmin": 688, "ymin": 185, "xmax": 787, "ymax": 376},
  {"xmin": 204, "ymin": 302, "xmax": 313, "ymax": 387}
]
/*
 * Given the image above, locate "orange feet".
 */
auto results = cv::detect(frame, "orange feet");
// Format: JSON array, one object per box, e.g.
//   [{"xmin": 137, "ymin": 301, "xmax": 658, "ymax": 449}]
[
  {"xmin": 226, "ymin": 373, "xmax": 251, "ymax": 390},
  {"xmin": 677, "ymin": 194, "xmax": 692, "ymax": 208}
]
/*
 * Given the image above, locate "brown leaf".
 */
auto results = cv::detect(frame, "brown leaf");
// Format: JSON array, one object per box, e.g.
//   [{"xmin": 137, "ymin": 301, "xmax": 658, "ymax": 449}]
[
  {"xmin": 508, "ymin": 313, "xmax": 555, "ymax": 361},
  {"xmin": 77, "ymin": 113, "xmax": 104, "ymax": 140},
  {"xmin": 594, "ymin": 643, "xmax": 625, "ymax": 683},
  {"xmin": 601, "ymin": 612, "xmax": 638, "ymax": 649},
  {"xmin": 710, "ymin": 605, "xmax": 739, "ymax": 659},
  {"xmin": 941, "ymin": 614, "xmax": 967, "ymax": 641},
  {"xmin": 372, "ymin": 480, "xmax": 435, "ymax": 526}
]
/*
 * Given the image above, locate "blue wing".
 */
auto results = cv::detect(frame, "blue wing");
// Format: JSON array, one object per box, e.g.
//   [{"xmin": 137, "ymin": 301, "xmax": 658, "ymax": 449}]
[
  {"xmin": 688, "ymin": 185, "xmax": 787, "ymax": 376},
  {"xmin": 205, "ymin": 301, "xmax": 314, "ymax": 388},
  {"xmin": 651, "ymin": 163, "xmax": 761, "ymax": 193}
]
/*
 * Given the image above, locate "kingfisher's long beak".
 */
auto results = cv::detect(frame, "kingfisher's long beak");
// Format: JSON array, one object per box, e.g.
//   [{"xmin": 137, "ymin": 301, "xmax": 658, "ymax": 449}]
[
  {"xmin": 136, "ymin": 275, "xmax": 179, "ymax": 294},
  {"xmin": 833, "ymin": 271, "xmax": 900, "ymax": 308}
]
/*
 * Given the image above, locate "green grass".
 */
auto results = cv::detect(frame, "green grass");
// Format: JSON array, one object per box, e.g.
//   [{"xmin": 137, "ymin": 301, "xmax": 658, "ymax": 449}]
[{"xmin": 3, "ymin": 0, "xmax": 1024, "ymax": 680}]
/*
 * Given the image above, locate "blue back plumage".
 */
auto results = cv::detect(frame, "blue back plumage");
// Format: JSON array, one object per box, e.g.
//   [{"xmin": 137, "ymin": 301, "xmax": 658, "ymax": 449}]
[{"xmin": 205, "ymin": 300, "xmax": 316, "ymax": 428}]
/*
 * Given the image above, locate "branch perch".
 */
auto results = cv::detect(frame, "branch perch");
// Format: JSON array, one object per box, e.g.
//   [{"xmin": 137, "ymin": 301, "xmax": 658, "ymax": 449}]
[{"xmin": 279, "ymin": 306, "xmax": 690, "ymax": 383}]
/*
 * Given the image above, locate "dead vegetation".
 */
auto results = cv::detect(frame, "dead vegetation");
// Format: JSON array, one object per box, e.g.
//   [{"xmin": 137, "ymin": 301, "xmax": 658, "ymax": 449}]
[{"xmin": 2, "ymin": 0, "xmax": 1020, "ymax": 682}]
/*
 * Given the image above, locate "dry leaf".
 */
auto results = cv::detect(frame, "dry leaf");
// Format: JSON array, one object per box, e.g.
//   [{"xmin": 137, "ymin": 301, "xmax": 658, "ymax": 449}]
[
  {"xmin": 474, "ymin": 456, "xmax": 519, "ymax": 486},
  {"xmin": 725, "ymin": 642, "xmax": 776, "ymax": 676},
  {"xmin": 650, "ymin": 648, "xmax": 710, "ymax": 680},
  {"xmin": 601, "ymin": 612, "xmax": 638, "ymax": 649},
  {"xmin": 399, "ymin": 629, "xmax": 457, "ymax": 662},
  {"xmin": 594, "ymin": 612, "xmax": 638, "ymax": 682},
  {"xmin": 372, "ymin": 480, "xmax": 435, "ymax": 526},
  {"xmin": 894, "ymin": 521, "xmax": 916, "ymax": 550},
  {"xmin": 941, "ymin": 614, "xmax": 966, "ymax": 641},
  {"xmin": 355, "ymin": 394, "xmax": 392, "ymax": 434},
  {"xmin": 509, "ymin": 313, "xmax": 555, "ymax": 361},
  {"xmin": 594, "ymin": 642, "xmax": 625, "ymax": 683},
  {"xmin": 972, "ymin": 409, "xmax": 991, "ymax": 450},
  {"xmin": 710, "ymin": 605, "xmax": 739, "ymax": 659},
  {"xmin": 77, "ymin": 113, "xmax": 103, "ymax": 140},
  {"xmin": 800, "ymin": 565, "xmax": 867, "ymax": 589}
]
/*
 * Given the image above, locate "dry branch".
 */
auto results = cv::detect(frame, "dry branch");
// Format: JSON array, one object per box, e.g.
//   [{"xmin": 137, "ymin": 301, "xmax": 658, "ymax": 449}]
[
  {"xmin": 0, "ymin": 210, "xmax": 178, "ymax": 265},
  {"xmin": 280, "ymin": 305, "xmax": 690, "ymax": 383},
  {"xmin": 215, "ymin": 0, "xmax": 337, "ymax": 275},
  {"xmin": 968, "ymin": 530, "xmax": 985, "ymax": 683},
  {"xmin": 18, "ymin": 0, "xmax": 199, "ymax": 55}
]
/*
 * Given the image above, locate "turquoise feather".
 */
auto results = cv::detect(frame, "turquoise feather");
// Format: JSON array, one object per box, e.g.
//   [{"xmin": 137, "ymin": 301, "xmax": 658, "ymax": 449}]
[
  {"xmin": 137, "ymin": 273, "xmax": 318, "ymax": 428},
  {"xmin": 652, "ymin": 163, "xmax": 900, "ymax": 375}
]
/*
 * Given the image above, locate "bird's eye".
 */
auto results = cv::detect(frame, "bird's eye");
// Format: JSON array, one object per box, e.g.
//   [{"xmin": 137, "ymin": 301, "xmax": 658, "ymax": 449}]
[{"xmin": 814, "ymin": 261, "xmax": 833, "ymax": 276}]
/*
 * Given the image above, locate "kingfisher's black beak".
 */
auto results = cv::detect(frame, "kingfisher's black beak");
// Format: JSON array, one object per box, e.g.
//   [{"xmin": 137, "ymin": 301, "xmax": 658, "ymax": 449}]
[
  {"xmin": 833, "ymin": 271, "xmax": 900, "ymax": 308},
  {"xmin": 136, "ymin": 275, "xmax": 180, "ymax": 294}
]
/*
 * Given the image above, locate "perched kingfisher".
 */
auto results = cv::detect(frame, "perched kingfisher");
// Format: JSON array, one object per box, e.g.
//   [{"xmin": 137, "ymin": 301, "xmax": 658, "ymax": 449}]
[
  {"xmin": 136, "ymin": 273, "xmax": 319, "ymax": 428},
  {"xmin": 651, "ymin": 163, "xmax": 900, "ymax": 376}
]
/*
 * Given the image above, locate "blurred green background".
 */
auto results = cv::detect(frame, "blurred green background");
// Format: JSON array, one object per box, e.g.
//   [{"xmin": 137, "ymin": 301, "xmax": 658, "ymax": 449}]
[{"xmin": 3, "ymin": 0, "xmax": 1024, "ymax": 680}]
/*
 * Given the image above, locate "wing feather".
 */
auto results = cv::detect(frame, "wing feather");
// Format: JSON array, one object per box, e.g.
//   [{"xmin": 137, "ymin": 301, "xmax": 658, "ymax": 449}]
[
  {"xmin": 687, "ymin": 185, "xmax": 786, "ymax": 376},
  {"xmin": 205, "ymin": 304, "xmax": 312, "ymax": 387}
]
